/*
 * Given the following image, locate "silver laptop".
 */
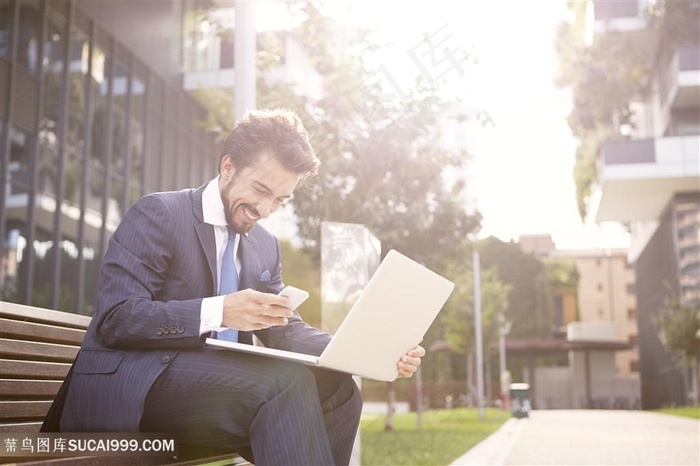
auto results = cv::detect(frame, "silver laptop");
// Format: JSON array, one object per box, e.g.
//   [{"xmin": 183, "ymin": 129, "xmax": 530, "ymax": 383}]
[{"xmin": 206, "ymin": 249, "xmax": 454, "ymax": 381}]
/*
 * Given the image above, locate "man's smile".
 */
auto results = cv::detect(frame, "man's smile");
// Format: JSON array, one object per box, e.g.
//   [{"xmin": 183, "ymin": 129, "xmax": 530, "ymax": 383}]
[{"xmin": 241, "ymin": 205, "xmax": 260, "ymax": 222}]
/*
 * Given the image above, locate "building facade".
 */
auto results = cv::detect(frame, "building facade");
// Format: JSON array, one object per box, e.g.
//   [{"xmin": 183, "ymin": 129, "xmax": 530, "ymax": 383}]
[
  {"xmin": 592, "ymin": 0, "xmax": 700, "ymax": 408},
  {"xmin": 553, "ymin": 248, "xmax": 640, "ymax": 381},
  {"xmin": 1, "ymin": 0, "xmax": 219, "ymax": 315},
  {"xmin": 517, "ymin": 235, "xmax": 640, "ymax": 408},
  {"xmin": 520, "ymin": 235, "xmax": 640, "ymax": 385}
]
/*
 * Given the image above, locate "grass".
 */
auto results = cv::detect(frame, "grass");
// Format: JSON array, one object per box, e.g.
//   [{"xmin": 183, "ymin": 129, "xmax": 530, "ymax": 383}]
[
  {"xmin": 360, "ymin": 408, "xmax": 510, "ymax": 466},
  {"xmin": 653, "ymin": 406, "xmax": 700, "ymax": 420}
]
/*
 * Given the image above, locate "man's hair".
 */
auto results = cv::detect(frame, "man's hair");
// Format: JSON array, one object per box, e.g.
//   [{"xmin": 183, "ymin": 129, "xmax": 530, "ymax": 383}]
[{"xmin": 219, "ymin": 108, "xmax": 320, "ymax": 179}]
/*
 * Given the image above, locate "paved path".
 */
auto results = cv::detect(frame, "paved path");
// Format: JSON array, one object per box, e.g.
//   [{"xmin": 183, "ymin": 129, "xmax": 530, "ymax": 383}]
[{"xmin": 451, "ymin": 410, "xmax": 700, "ymax": 465}]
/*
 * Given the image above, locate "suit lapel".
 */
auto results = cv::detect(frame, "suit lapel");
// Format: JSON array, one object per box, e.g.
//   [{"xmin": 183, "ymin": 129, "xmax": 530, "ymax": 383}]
[{"xmin": 192, "ymin": 185, "xmax": 217, "ymax": 289}]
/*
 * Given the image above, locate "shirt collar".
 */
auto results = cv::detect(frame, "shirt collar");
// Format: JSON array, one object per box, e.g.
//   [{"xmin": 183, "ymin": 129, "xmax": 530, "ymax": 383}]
[{"xmin": 202, "ymin": 176, "xmax": 227, "ymax": 227}]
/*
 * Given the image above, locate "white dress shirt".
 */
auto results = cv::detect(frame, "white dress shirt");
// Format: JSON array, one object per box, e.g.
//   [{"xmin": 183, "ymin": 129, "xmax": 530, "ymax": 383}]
[{"xmin": 199, "ymin": 176, "xmax": 242, "ymax": 335}]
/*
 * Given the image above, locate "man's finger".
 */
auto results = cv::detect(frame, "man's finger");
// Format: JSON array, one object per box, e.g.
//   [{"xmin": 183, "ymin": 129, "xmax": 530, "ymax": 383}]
[
  {"xmin": 260, "ymin": 293, "xmax": 291, "ymax": 308},
  {"xmin": 254, "ymin": 315, "xmax": 289, "ymax": 327},
  {"xmin": 258, "ymin": 303, "xmax": 293, "ymax": 319}
]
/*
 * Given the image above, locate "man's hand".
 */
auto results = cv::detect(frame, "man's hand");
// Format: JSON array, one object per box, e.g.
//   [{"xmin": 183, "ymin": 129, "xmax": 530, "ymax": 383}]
[
  {"xmin": 397, "ymin": 345, "xmax": 425, "ymax": 378},
  {"xmin": 222, "ymin": 289, "xmax": 293, "ymax": 331}
]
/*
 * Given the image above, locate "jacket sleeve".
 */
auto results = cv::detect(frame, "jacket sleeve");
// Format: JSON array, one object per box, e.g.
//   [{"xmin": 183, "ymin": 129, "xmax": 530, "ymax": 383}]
[{"xmin": 93, "ymin": 194, "xmax": 205, "ymax": 350}]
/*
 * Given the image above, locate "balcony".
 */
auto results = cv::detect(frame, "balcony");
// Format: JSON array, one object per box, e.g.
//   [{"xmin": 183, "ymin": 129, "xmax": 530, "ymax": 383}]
[
  {"xmin": 679, "ymin": 251, "xmax": 700, "ymax": 270},
  {"xmin": 670, "ymin": 47, "xmax": 700, "ymax": 110},
  {"xmin": 593, "ymin": 0, "xmax": 647, "ymax": 33},
  {"xmin": 596, "ymin": 135, "xmax": 700, "ymax": 223}
]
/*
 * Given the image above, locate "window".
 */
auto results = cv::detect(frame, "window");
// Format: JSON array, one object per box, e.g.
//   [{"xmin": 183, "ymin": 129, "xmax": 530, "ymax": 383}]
[
  {"xmin": 129, "ymin": 63, "xmax": 147, "ymax": 205},
  {"xmin": 39, "ymin": 14, "xmax": 68, "ymax": 198},
  {"xmin": 553, "ymin": 295, "xmax": 563, "ymax": 328},
  {"xmin": 64, "ymin": 29, "xmax": 90, "ymax": 204},
  {"xmin": 9, "ymin": 126, "xmax": 34, "ymax": 195},
  {"xmin": 0, "ymin": 0, "xmax": 11, "ymax": 58},
  {"xmin": 630, "ymin": 360, "xmax": 639, "ymax": 373},
  {"xmin": 110, "ymin": 61, "xmax": 129, "ymax": 215},
  {"xmin": 18, "ymin": 0, "xmax": 41, "ymax": 73},
  {"xmin": 627, "ymin": 308, "xmax": 636, "ymax": 320},
  {"xmin": 1, "ymin": 225, "xmax": 28, "ymax": 303}
]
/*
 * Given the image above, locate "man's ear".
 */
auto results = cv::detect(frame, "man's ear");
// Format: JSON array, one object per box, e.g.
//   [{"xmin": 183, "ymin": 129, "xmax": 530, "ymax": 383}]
[{"xmin": 220, "ymin": 154, "xmax": 236, "ymax": 178}]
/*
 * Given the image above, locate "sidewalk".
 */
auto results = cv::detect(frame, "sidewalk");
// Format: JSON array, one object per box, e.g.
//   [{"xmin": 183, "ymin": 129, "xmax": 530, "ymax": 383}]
[{"xmin": 451, "ymin": 409, "xmax": 700, "ymax": 465}]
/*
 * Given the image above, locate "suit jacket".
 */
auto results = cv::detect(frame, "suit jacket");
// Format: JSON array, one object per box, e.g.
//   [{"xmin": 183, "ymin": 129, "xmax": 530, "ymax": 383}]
[{"xmin": 51, "ymin": 184, "xmax": 330, "ymax": 432}]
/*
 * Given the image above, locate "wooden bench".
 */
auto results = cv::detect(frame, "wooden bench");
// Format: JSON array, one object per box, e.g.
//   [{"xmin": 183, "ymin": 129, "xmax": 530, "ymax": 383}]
[{"xmin": 0, "ymin": 301, "xmax": 248, "ymax": 465}]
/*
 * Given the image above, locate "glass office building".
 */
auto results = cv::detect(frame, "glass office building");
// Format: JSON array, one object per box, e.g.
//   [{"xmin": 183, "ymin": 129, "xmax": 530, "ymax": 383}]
[{"xmin": 1, "ymin": 0, "xmax": 218, "ymax": 315}]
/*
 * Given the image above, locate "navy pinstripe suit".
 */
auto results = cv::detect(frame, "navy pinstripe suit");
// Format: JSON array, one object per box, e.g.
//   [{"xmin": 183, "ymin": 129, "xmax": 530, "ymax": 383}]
[{"xmin": 45, "ymin": 184, "xmax": 362, "ymax": 465}]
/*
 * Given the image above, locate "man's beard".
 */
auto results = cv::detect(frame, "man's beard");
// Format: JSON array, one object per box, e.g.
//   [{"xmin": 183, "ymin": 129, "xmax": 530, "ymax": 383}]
[{"xmin": 220, "ymin": 176, "xmax": 256, "ymax": 235}]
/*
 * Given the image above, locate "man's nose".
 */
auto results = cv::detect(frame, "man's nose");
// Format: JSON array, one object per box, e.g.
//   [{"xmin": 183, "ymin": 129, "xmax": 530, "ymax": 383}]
[{"xmin": 256, "ymin": 199, "xmax": 274, "ymax": 218}]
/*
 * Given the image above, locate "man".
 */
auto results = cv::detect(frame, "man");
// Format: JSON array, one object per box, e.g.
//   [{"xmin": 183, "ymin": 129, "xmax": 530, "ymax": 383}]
[{"xmin": 44, "ymin": 108, "xmax": 424, "ymax": 465}]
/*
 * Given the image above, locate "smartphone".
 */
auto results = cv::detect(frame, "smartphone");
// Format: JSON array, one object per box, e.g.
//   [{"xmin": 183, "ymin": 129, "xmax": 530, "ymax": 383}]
[{"xmin": 278, "ymin": 285, "xmax": 310, "ymax": 310}]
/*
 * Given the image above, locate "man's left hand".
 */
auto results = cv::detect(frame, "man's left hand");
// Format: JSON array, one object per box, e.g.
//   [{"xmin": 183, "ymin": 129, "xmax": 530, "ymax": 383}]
[{"xmin": 397, "ymin": 345, "xmax": 425, "ymax": 378}]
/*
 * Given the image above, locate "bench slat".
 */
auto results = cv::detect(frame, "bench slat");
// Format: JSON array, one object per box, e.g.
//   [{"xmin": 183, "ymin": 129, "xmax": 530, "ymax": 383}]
[
  {"xmin": 0, "ymin": 400, "xmax": 52, "ymax": 420},
  {"xmin": 0, "ymin": 421, "xmax": 42, "ymax": 433},
  {"xmin": 0, "ymin": 379, "xmax": 63, "ymax": 398},
  {"xmin": 0, "ymin": 339, "xmax": 79, "ymax": 363},
  {"xmin": 0, "ymin": 359, "xmax": 71, "ymax": 379},
  {"xmin": 0, "ymin": 318, "xmax": 86, "ymax": 346},
  {"xmin": 0, "ymin": 302, "xmax": 91, "ymax": 329}
]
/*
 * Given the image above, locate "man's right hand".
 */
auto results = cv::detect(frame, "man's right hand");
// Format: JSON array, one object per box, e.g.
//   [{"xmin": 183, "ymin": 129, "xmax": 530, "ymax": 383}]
[{"xmin": 221, "ymin": 289, "xmax": 293, "ymax": 331}]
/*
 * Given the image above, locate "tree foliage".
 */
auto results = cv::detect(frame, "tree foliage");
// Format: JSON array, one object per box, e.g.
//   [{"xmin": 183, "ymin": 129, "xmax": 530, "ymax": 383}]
[
  {"xmin": 236, "ymin": 2, "xmax": 480, "ymax": 279},
  {"xmin": 657, "ymin": 293, "xmax": 700, "ymax": 364},
  {"xmin": 441, "ymin": 259, "xmax": 511, "ymax": 355},
  {"xmin": 656, "ymin": 290, "xmax": 700, "ymax": 406},
  {"xmin": 260, "ymin": 3, "xmax": 481, "ymax": 270},
  {"xmin": 478, "ymin": 237, "xmax": 552, "ymax": 340},
  {"xmin": 555, "ymin": 10, "xmax": 650, "ymax": 219}
]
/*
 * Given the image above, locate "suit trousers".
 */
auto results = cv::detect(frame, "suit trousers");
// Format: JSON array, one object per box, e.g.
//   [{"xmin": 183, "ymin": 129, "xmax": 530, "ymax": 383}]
[{"xmin": 139, "ymin": 347, "xmax": 362, "ymax": 465}]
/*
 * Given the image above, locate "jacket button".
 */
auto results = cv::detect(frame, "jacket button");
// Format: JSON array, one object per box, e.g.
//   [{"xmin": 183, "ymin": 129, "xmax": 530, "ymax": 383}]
[
  {"xmin": 161, "ymin": 355, "xmax": 172, "ymax": 364},
  {"xmin": 156, "ymin": 328, "xmax": 164, "ymax": 335},
  {"xmin": 169, "ymin": 326, "xmax": 177, "ymax": 334},
  {"xmin": 176, "ymin": 326, "xmax": 185, "ymax": 334}
]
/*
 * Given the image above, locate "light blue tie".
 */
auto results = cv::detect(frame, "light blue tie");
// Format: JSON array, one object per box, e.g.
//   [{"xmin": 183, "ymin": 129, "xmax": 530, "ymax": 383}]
[{"xmin": 216, "ymin": 229, "xmax": 238, "ymax": 342}]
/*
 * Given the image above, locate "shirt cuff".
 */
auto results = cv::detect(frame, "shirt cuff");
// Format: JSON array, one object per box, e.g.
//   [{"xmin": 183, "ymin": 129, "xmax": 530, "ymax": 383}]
[{"xmin": 200, "ymin": 295, "xmax": 226, "ymax": 335}]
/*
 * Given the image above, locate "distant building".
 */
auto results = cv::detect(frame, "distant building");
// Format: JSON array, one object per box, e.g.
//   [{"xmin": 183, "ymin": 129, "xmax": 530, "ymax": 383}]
[
  {"xmin": 550, "ymin": 248, "xmax": 639, "ymax": 381},
  {"xmin": 517, "ymin": 234, "xmax": 640, "ymax": 407},
  {"xmin": 519, "ymin": 234, "xmax": 556, "ymax": 258}
]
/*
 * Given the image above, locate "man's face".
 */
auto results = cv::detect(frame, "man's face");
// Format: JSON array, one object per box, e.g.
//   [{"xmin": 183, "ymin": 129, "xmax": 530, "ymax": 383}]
[{"xmin": 219, "ymin": 153, "xmax": 300, "ymax": 234}]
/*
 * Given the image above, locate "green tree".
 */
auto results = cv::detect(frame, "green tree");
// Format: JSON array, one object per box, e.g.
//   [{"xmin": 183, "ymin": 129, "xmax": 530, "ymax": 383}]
[
  {"xmin": 198, "ymin": 2, "xmax": 481, "ymax": 270},
  {"xmin": 656, "ymin": 291, "xmax": 700, "ymax": 407},
  {"xmin": 442, "ymin": 263, "xmax": 511, "ymax": 356},
  {"xmin": 478, "ymin": 237, "xmax": 551, "ymax": 340},
  {"xmin": 439, "ymin": 252, "xmax": 511, "ymax": 402},
  {"xmin": 259, "ymin": 3, "xmax": 481, "ymax": 271},
  {"xmin": 555, "ymin": 5, "xmax": 651, "ymax": 219}
]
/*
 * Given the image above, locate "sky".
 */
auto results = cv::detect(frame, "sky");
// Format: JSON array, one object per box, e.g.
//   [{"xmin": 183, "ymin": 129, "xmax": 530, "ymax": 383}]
[{"xmin": 257, "ymin": 1, "xmax": 632, "ymax": 251}]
